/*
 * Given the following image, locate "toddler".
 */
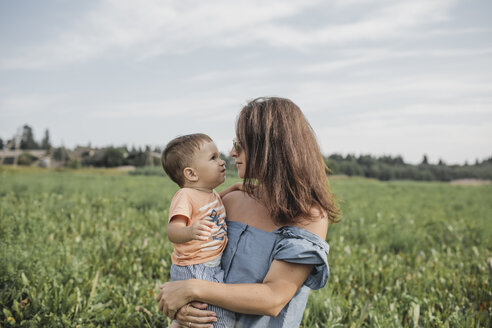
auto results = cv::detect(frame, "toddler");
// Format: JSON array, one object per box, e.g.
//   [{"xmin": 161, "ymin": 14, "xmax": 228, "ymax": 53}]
[{"xmin": 161, "ymin": 133, "xmax": 235, "ymax": 328}]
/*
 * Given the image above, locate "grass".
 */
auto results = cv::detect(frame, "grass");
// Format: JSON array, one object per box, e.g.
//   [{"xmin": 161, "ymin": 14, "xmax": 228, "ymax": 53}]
[{"xmin": 0, "ymin": 167, "xmax": 491, "ymax": 327}]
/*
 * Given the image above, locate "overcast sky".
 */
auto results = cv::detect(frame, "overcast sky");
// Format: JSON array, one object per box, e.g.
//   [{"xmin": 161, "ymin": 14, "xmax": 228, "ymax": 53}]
[{"xmin": 1, "ymin": 0, "xmax": 491, "ymax": 164}]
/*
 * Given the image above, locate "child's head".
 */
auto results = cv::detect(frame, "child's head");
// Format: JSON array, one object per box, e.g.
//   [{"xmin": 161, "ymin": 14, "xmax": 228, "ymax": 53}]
[{"xmin": 162, "ymin": 133, "xmax": 226, "ymax": 189}]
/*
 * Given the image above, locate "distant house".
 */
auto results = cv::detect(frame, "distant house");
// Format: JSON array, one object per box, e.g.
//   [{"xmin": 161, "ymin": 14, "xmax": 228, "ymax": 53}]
[
  {"xmin": 0, "ymin": 149, "xmax": 49, "ymax": 166},
  {"xmin": 72, "ymin": 146, "xmax": 96, "ymax": 158}
]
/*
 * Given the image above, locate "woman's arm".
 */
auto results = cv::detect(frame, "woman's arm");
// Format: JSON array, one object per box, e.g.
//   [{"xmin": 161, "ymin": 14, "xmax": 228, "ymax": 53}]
[
  {"xmin": 157, "ymin": 199, "xmax": 328, "ymax": 320},
  {"xmin": 157, "ymin": 259, "xmax": 313, "ymax": 318},
  {"xmin": 205, "ymin": 260, "xmax": 314, "ymax": 316}
]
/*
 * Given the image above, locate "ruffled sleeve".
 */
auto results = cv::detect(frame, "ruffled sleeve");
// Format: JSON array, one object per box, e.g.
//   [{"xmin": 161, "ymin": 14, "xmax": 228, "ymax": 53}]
[{"xmin": 273, "ymin": 226, "xmax": 330, "ymax": 290}]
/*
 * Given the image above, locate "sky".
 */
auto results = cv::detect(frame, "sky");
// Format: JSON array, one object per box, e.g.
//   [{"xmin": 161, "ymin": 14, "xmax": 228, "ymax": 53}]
[{"xmin": 0, "ymin": 0, "xmax": 491, "ymax": 165}]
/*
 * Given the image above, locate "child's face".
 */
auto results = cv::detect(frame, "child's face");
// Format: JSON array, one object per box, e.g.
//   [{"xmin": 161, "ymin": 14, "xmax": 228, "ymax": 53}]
[{"xmin": 189, "ymin": 141, "xmax": 226, "ymax": 189}]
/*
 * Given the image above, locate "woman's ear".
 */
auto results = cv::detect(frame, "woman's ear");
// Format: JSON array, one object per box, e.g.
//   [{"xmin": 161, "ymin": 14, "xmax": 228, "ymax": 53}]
[{"xmin": 183, "ymin": 167, "xmax": 198, "ymax": 182}]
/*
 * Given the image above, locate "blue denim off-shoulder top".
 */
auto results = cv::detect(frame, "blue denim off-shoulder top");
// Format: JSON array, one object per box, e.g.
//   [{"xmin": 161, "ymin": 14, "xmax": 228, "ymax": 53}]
[{"xmin": 220, "ymin": 220, "xmax": 330, "ymax": 328}]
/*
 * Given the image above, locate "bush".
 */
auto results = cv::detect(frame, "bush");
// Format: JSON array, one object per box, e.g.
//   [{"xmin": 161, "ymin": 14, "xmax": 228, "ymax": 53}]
[
  {"xmin": 17, "ymin": 152, "xmax": 36, "ymax": 166},
  {"xmin": 67, "ymin": 159, "xmax": 81, "ymax": 169},
  {"xmin": 103, "ymin": 147, "xmax": 124, "ymax": 167}
]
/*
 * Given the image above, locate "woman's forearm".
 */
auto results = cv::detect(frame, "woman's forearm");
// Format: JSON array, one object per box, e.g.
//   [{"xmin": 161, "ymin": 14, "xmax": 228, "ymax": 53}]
[
  {"xmin": 191, "ymin": 280, "xmax": 291, "ymax": 317},
  {"xmin": 190, "ymin": 260, "xmax": 313, "ymax": 317},
  {"xmin": 157, "ymin": 260, "xmax": 313, "ymax": 318}
]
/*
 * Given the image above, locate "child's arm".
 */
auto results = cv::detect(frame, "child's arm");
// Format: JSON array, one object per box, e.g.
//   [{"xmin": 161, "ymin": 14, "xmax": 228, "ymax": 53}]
[
  {"xmin": 167, "ymin": 215, "xmax": 215, "ymax": 244},
  {"xmin": 219, "ymin": 182, "xmax": 243, "ymax": 198}
]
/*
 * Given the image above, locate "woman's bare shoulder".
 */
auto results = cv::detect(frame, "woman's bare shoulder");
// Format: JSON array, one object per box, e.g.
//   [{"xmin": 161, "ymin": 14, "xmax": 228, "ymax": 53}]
[
  {"xmin": 294, "ymin": 207, "xmax": 328, "ymax": 239},
  {"xmin": 222, "ymin": 191, "xmax": 275, "ymax": 229},
  {"xmin": 222, "ymin": 190, "xmax": 247, "ymax": 207}
]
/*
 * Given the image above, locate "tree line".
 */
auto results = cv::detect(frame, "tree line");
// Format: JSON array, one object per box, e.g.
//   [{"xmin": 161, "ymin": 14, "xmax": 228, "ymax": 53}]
[
  {"xmin": 1, "ymin": 125, "xmax": 491, "ymax": 181},
  {"xmin": 324, "ymin": 154, "xmax": 492, "ymax": 182},
  {"xmin": 1, "ymin": 125, "xmax": 52, "ymax": 151}
]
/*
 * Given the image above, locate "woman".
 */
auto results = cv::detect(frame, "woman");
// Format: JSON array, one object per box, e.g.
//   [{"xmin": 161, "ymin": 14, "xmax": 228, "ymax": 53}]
[{"xmin": 157, "ymin": 97, "xmax": 339, "ymax": 327}]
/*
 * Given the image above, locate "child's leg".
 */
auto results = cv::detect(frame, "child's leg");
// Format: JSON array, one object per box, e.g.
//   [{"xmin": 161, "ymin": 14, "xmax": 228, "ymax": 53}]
[
  {"xmin": 171, "ymin": 263, "xmax": 235, "ymax": 327},
  {"xmin": 203, "ymin": 303, "xmax": 235, "ymax": 328}
]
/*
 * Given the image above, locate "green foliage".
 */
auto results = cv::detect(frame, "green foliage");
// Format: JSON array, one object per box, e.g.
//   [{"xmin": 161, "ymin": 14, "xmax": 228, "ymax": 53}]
[
  {"xmin": 67, "ymin": 159, "xmax": 82, "ymax": 169},
  {"xmin": 122, "ymin": 147, "xmax": 151, "ymax": 167},
  {"xmin": 0, "ymin": 171, "xmax": 490, "ymax": 327},
  {"xmin": 19, "ymin": 125, "xmax": 39, "ymax": 150},
  {"xmin": 41, "ymin": 129, "xmax": 52, "ymax": 151},
  {"xmin": 326, "ymin": 154, "xmax": 492, "ymax": 182},
  {"xmin": 103, "ymin": 148, "xmax": 124, "ymax": 168},
  {"xmin": 53, "ymin": 147, "xmax": 70, "ymax": 162},
  {"xmin": 17, "ymin": 152, "xmax": 37, "ymax": 166}
]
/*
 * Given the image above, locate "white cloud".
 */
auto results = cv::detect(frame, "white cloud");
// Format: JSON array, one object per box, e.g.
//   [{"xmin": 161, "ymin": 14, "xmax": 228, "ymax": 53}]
[
  {"xmin": 301, "ymin": 47, "xmax": 492, "ymax": 74},
  {"xmin": 89, "ymin": 95, "xmax": 239, "ymax": 119},
  {"xmin": 0, "ymin": 0, "xmax": 460, "ymax": 69},
  {"xmin": 0, "ymin": 93, "xmax": 71, "ymax": 116}
]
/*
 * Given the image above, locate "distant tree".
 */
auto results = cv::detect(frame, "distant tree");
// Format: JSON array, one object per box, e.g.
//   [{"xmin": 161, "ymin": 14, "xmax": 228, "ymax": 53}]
[
  {"xmin": 20, "ymin": 125, "xmax": 39, "ymax": 149},
  {"xmin": 41, "ymin": 129, "xmax": 52, "ymax": 151},
  {"xmin": 394, "ymin": 156, "xmax": 405, "ymax": 165},
  {"xmin": 345, "ymin": 154, "xmax": 356, "ymax": 162},
  {"xmin": 364, "ymin": 163, "xmax": 380, "ymax": 178},
  {"xmin": 53, "ymin": 147, "xmax": 70, "ymax": 162},
  {"xmin": 0, "ymin": 138, "xmax": 3, "ymax": 150},
  {"xmin": 357, "ymin": 154, "xmax": 377, "ymax": 167},
  {"xmin": 324, "ymin": 158, "xmax": 339, "ymax": 174},
  {"xmin": 421, "ymin": 154, "xmax": 429, "ymax": 165},
  {"xmin": 124, "ymin": 147, "xmax": 146, "ymax": 167},
  {"xmin": 339, "ymin": 161, "xmax": 363, "ymax": 176},
  {"xmin": 18, "ymin": 152, "xmax": 36, "ymax": 166},
  {"xmin": 103, "ymin": 147, "xmax": 124, "ymax": 167},
  {"xmin": 438, "ymin": 159, "xmax": 445, "ymax": 166},
  {"xmin": 67, "ymin": 159, "xmax": 81, "ymax": 169},
  {"xmin": 379, "ymin": 155, "xmax": 405, "ymax": 166},
  {"xmin": 328, "ymin": 154, "xmax": 344, "ymax": 161},
  {"xmin": 377, "ymin": 166, "xmax": 394, "ymax": 181}
]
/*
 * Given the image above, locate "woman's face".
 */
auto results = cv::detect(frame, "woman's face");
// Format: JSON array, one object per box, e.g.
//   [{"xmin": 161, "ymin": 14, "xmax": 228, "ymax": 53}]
[{"xmin": 230, "ymin": 138, "xmax": 246, "ymax": 179}]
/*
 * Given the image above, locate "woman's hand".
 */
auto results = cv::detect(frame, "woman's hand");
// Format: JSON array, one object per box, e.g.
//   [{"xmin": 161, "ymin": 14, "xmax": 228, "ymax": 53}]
[
  {"xmin": 157, "ymin": 280, "xmax": 196, "ymax": 319},
  {"xmin": 175, "ymin": 302, "xmax": 217, "ymax": 328}
]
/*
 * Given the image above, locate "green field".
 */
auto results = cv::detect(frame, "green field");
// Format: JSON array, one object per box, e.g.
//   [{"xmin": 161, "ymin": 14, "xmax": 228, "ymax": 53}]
[{"xmin": 1, "ymin": 168, "xmax": 491, "ymax": 327}]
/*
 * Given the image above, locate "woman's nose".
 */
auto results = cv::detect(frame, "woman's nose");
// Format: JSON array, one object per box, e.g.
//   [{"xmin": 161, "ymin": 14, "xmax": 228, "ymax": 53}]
[{"xmin": 230, "ymin": 148, "xmax": 237, "ymax": 157}]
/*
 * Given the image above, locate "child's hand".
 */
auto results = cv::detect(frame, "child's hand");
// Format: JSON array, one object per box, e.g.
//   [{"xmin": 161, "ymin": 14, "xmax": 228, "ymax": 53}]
[
  {"xmin": 190, "ymin": 218, "xmax": 215, "ymax": 241},
  {"xmin": 231, "ymin": 182, "xmax": 244, "ymax": 191},
  {"xmin": 219, "ymin": 182, "xmax": 244, "ymax": 198}
]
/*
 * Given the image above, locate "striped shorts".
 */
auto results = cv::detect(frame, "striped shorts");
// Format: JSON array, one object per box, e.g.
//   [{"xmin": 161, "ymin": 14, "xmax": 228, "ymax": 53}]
[{"xmin": 171, "ymin": 259, "xmax": 235, "ymax": 328}]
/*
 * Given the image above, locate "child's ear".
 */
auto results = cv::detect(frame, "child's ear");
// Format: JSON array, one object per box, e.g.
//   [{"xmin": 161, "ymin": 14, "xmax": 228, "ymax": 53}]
[{"xmin": 183, "ymin": 167, "xmax": 198, "ymax": 182}]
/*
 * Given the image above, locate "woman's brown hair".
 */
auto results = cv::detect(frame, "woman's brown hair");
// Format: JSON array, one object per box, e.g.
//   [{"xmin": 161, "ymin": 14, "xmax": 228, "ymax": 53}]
[{"xmin": 236, "ymin": 97, "xmax": 340, "ymax": 225}]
